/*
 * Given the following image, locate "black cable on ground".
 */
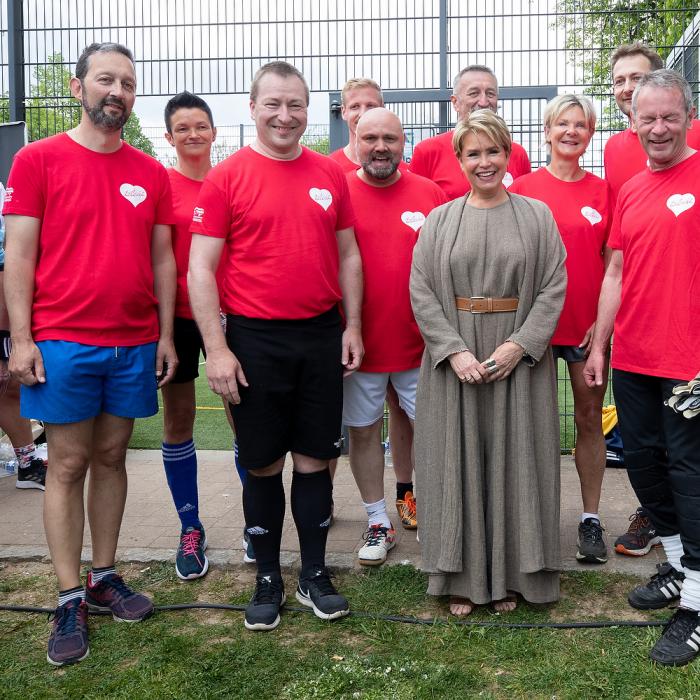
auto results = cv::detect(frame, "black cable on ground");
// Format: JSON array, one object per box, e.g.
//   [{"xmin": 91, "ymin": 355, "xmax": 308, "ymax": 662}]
[{"xmin": 0, "ymin": 602, "xmax": 669, "ymax": 629}]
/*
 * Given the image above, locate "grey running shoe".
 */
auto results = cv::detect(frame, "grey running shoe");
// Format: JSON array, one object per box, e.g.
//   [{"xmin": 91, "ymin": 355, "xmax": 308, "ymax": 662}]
[
  {"xmin": 47, "ymin": 599, "xmax": 89, "ymax": 666},
  {"xmin": 296, "ymin": 567, "xmax": 349, "ymax": 620},
  {"xmin": 244, "ymin": 573, "xmax": 285, "ymax": 631},
  {"xmin": 576, "ymin": 518, "xmax": 608, "ymax": 564}
]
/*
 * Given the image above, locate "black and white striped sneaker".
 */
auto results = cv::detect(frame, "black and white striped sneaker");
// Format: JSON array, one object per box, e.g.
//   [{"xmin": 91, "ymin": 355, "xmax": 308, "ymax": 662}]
[
  {"xmin": 650, "ymin": 608, "xmax": 700, "ymax": 666},
  {"xmin": 628, "ymin": 562, "xmax": 684, "ymax": 610}
]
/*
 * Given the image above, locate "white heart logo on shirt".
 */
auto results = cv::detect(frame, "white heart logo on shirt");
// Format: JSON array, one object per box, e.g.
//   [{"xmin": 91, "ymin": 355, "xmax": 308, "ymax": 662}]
[
  {"xmin": 401, "ymin": 211, "xmax": 426, "ymax": 232},
  {"xmin": 502, "ymin": 172, "xmax": 514, "ymax": 189},
  {"xmin": 580, "ymin": 206, "xmax": 602, "ymax": 226},
  {"xmin": 309, "ymin": 188, "xmax": 333, "ymax": 211},
  {"xmin": 666, "ymin": 193, "xmax": 695, "ymax": 217},
  {"xmin": 120, "ymin": 183, "xmax": 147, "ymax": 207}
]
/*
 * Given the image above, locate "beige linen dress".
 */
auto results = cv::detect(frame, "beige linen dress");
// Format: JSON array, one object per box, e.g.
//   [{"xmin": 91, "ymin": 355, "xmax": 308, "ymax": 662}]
[{"xmin": 410, "ymin": 193, "xmax": 567, "ymax": 604}]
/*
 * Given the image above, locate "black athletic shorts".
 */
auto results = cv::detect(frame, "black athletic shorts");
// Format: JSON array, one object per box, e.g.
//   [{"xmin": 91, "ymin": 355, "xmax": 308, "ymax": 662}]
[
  {"xmin": 226, "ymin": 307, "xmax": 343, "ymax": 470},
  {"xmin": 171, "ymin": 317, "xmax": 205, "ymax": 384}
]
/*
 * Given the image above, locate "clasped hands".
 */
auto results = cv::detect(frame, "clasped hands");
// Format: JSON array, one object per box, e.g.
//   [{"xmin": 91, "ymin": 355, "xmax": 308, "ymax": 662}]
[{"xmin": 448, "ymin": 341, "xmax": 525, "ymax": 384}]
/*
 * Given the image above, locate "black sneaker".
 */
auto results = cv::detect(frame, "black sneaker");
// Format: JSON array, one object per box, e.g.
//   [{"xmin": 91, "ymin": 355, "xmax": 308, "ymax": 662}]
[
  {"xmin": 16, "ymin": 457, "xmax": 47, "ymax": 491},
  {"xmin": 628, "ymin": 562, "xmax": 684, "ymax": 610},
  {"xmin": 650, "ymin": 608, "xmax": 700, "ymax": 666},
  {"xmin": 244, "ymin": 573, "xmax": 286, "ymax": 631},
  {"xmin": 295, "ymin": 567, "xmax": 350, "ymax": 621},
  {"xmin": 614, "ymin": 507, "xmax": 661, "ymax": 556},
  {"xmin": 175, "ymin": 526, "xmax": 209, "ymax": 580},
  {"xmin": 576, "ymin": 518, "xmax": 608, "ymax": 564},
  {"xmin": 47, "ymin": 599, "xmax": 89, "ymax": 666}
]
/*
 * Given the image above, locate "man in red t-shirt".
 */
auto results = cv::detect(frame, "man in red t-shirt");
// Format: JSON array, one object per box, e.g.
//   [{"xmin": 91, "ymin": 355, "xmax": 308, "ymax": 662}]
[
  {"xmin": 409, "ymin": 65, "xmax": 531, "ymax": 199},
  {"xmin": 328, "ymin": 78, "xmax": 414, "ymax": 528},
  {"xmin": 604, "ymin": 43, "xmax": 700, "ymax": 559},
  {"xmin": 343, "ymin": 108, "xmax": 446, "ymax": 566},
  {"xmin": 585, "ymin": 71, "xmax": 700, "ymax": 667},
  {"xmin": 188, "ymin": 61, "xmax": 363, "ymax": 631},
  {"xmin": 3, "ymin": 42, "xmax": 177, "ymax": 666},
  {"xmin": 605, "ymin": 43, "xmax": 700, "ymax": 204}
]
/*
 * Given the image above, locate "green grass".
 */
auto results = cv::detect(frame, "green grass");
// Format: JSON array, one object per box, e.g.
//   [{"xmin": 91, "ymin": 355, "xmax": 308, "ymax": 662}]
[
  {"xmin": 130, "ymin": 360, "xmax": 614, "ymax": 454},
  {"xmin": 1, "ymin": 562, "xmax": 698, "ymax": 699},
  {"xmin": 129, "ymin": 370, "xmax": 232, "ymax": 450}
]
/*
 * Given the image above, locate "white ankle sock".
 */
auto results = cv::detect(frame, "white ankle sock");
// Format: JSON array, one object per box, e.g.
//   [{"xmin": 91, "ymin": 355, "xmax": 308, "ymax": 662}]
[
  {"xmin": 681, "ymin": 568, "xmax": 700, "ymax": 612},
  {"xmin": 660, "ymin": 534, "xmax": 684, "ymax": 572},
  {"xmin": 363, "ymin": 498, "xmax": 391, "ymax": 529},
  {"xmin": 582, "ymin": 512, "xmax": 600, "ymax": 523}
]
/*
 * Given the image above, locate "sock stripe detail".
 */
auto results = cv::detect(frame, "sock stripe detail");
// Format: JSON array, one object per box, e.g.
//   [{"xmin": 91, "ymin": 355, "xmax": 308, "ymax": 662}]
[{"xmin": 162, "ymin": 442, "xmax": 197, "ymax": 460}]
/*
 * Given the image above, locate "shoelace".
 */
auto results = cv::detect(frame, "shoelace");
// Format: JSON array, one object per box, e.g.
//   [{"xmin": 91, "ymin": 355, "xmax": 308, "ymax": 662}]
[
  {"xmin": 306, "ymin": 569, "xmax": 338, "ymax": 596},
  {"xmin": 51, "ymin": 600, "xmax": 85, "ymax": 635},
  {"xmin": 663, "ymin": 608, "xmax": 700, "ymax": 642},
  {"xmin": 96, "ymin": 574, "xmax": 135, "ymax": 599},
  {"xmin": 253, "ymin": 577, "xmax": 284, "ymax": 605},
  {"xmin": 180, "ymin": 530, "xmax": 202, "ymax": 556},
  {"xmin": 580, "ymin": 521, "xmax": 604, "ymax": 544},
  {"xmin": 626, "ymin": 508, "xmax": 649, "ymax": 534},
  {"xmin": 404, "ymin": 493, "xmax": 417, "ymax": 517},
  {"xmin": 364, "ymin": 526, "xmax": 390, "ymax": 547}
]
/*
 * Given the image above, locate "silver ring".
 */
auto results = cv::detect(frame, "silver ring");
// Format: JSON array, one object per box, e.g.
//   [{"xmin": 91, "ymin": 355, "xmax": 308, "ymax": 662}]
[{"xmin": 487, "ymin": 364, "xmax": 498, "ymax": 374}]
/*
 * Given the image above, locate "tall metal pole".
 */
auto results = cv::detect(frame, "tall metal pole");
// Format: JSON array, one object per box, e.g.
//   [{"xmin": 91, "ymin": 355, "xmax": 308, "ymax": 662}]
[
  {"xmin": 8, "ymin": 0, "xmax": 26, "ymax": 123},
  {"xmin": 438, "ymin": 0, "xmax": 449, "ymax": 131}
]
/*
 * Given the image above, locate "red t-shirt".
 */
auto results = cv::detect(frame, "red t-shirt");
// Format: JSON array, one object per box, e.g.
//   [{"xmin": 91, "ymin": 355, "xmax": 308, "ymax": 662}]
[
  {"xmin": 604, "ymin": 120, "xmax": 700, "ymax": 204},
  {"xmin": 509, "ymin": 168, "xmax": 610, "ymax": 345},
  {"xmin": 168, "ymin": 169, "xmax": 203, "ymax": 320},
  {"xmin": 347, "ymin": 171, "xmax": 447, "ymax": 372},
  {"xmin": 191, "ymin": 146, "xmax": 355, "ymax": 320},
  {"xmin": 408, "ymin": 130, "xmax": 531, "ymax": 200},
  {"xmin": 328, "ymin": 147, "xmax": 409, "ymax": 175},
  {"xmin": 608, "ymin": 150, "xmax": 700, "ymax": 380},
  {"xmin": 3, "ymin": 133, "xmax": 173, "ymax": 345}
]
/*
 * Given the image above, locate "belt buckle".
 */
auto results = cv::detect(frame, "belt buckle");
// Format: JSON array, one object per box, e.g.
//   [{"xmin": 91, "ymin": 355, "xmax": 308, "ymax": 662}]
[{"xmin": 469, "ymin": 296, "xmax": 486, "ymax": 313}]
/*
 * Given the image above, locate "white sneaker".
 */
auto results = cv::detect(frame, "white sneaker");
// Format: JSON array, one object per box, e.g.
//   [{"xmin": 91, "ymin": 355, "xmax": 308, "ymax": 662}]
[{"xmin": 358, "ymin": 524, "xmax": 396, "ymax": 566}]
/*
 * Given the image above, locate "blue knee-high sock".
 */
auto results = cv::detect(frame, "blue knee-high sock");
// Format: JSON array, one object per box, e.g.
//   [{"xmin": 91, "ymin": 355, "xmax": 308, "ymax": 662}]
[
  {"xmin": 162, "ymin": 439, "xmax": 201, "ymax": 530},
  {"xmin": 233, "ymin": 439, "xmax": 247, "ymax": 487}
]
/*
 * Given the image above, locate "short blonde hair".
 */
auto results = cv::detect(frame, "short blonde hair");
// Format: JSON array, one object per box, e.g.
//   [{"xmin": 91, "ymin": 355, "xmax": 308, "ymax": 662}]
[
  {"xmin": 341, "ymin": 78, "xmax": 383, "ymax": 106},
  {"xmin": 543, "ymin": 94, "xmax": 597, "ymax": 134},
  {"xmin": 452, "ymin": 109, "xmax": 512, "ymax": 160}
]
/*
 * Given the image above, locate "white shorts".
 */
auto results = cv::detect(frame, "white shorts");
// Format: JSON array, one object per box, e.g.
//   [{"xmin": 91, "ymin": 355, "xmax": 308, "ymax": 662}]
[{"xmin": 342, "ymin": 368, "xmax": 419, "ymax": 427}]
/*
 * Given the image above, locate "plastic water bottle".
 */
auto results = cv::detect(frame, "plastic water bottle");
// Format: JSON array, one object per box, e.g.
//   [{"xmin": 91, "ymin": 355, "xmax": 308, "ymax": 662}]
[
  {"xmin": 0, "ymin": 442, "xmax": 18, "ymax": 476},
  {"xmin": 383, "ymin": 440, "xmax": 393, "ymax": 468}
]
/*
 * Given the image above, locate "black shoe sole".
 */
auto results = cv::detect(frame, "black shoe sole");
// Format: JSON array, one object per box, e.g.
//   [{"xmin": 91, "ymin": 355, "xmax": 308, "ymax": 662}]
[
  {"xmin": 649, "ymin": 648, "xmax": 699, "ymax": 666},
  {"xmin": 628, "ymin": 595, "xmax": 678, "ymax": 611},
  {"xmin": 576, "ymin": 551, "xmax": 608, "ymax": 564}
]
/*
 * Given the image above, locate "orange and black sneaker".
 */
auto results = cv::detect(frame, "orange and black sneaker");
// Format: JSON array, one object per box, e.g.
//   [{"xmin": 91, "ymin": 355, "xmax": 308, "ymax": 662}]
[{"xmin": 396, "ymin": 491, "xmax": 417, "ymax": 530}]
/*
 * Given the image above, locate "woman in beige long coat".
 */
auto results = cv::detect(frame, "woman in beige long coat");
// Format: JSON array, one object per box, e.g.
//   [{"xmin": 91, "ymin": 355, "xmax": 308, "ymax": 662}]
[{"xmin": 410, "ymin": 110, "xmax": 567, "ymax": 615}]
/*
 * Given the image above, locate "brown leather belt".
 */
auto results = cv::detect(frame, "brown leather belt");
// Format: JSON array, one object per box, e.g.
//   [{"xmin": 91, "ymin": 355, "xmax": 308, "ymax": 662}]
[{"xmin": 455, "ymin": 296, "xmax": 519, "ymax": 313}]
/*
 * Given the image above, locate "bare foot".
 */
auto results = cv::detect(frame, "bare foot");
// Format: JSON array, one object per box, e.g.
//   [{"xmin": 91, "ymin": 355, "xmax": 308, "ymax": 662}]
[
  {"xmin": 449, "ymin": 596, "xmax": 474, "ymax": 617},
  {"xmin": 492, "ymin": 594, "xmax": 517, "ymax": 613}
]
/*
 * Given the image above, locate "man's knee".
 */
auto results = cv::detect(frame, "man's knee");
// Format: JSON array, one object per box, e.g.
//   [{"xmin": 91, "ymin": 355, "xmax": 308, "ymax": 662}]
[{"xmin": 348, "ymin": 420, "xmax": 382, "ymax": 446}]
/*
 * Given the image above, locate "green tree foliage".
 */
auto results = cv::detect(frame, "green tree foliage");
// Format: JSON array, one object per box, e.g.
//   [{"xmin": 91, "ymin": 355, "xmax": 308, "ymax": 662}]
[
  {"xmin": 555, "ymin": 1, "xmax": 697, "ymax": 88},
  {"xmin": 2, "ymin": 53, "xmax": 155, "ymax": 156}
]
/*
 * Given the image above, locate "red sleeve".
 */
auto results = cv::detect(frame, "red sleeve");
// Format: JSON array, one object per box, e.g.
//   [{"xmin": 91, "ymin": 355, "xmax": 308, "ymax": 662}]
[
  {"xmin": 334, "ymin": 168, "xmax": 356, "ymax": 230},
  {"xmin": 408, "ymin": 141, "xmax": 431, "ymax": 178},
  {"xmin": 607, "ymin": 198, "xmax": 623, "ymax": 250},
  {"xmin": 154, "ymin": 166, "xmax": 175, "ymax": 225},
  {"xmin": 2, "ymin": 149, "xmax": 44, "ymax": 218},
  {"xmin": 190, "ymin": 175, "xmax": 230, "ymax": 239},
  {"xmin": 511, "ymin": 144, "xmax": 531, "ymax": 177}
]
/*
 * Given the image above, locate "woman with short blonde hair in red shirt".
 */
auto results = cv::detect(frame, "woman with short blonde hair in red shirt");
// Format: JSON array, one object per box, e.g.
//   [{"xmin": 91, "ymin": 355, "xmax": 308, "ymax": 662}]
[{"xmin": 510, "ymin": 93, "xmax": 612, "ymax": 566}]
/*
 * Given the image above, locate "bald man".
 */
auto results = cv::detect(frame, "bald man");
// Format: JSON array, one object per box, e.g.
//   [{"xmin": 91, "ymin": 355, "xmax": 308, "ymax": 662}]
[{"xmin": 343, "ymin": 108, "xmax": 446, "ymax": 565}]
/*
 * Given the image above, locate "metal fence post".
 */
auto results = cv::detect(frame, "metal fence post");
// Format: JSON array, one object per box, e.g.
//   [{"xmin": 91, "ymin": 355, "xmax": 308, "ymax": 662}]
[
  {"xmin": 438, "ymin": 0, "xmax": 449, "ymax": 131},
  {"xmin": 7, "ymin": 0, "xmax": 26, "ymax": 124}
]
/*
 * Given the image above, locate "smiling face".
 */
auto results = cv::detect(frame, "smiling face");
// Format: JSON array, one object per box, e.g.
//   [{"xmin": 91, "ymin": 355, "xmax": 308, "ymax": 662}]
[
  {"xmin": 72, "ymin": 51, "xmax": 136, "ymax": 131},
  {"xmin": 342, "ymin": 86, "xmax": 384, "ymax": 138},
  {"xmin": 165, "ymin": 107, "xmax": 216, "ymax": 160},
  {"xmin": 250, "ymin": 72, "xmax": 308, "ymax": 158},
  {"xmin": 459, "ymin": 130, "xmax": 509, "ymax": 199},
  {"xmin": 633, "ymin": 85, "xmax": 693, "ymax": 170},
  {"xmin": 612, "ymin": 54, "xmax": 653, "ymax": 117},
  {"xmin": 451, "ymin": 71, "xmax": 499, "ymax": 120},
  {"xmin": 356, "ymin": 108, "xmax": 404, "ymax": 183},
  {"xmin": 545, "ymin": 105, "xmax": 594, "ymax": 162}
]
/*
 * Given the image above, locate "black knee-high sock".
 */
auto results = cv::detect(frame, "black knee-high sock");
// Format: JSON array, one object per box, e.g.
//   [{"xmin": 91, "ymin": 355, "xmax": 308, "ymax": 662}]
[
  {"xmin": 243, "ymin": 471, "xmax": 285, "ymax": 576},
  {"xmin": 291, "ymin": 468, "xmax": 333, "ymax": 576}
]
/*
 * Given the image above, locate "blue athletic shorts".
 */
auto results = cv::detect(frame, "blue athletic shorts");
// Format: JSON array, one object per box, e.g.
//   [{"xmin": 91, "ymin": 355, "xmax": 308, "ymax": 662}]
[{"xmin": 20, "ymin": 340, "xmax": 158, "ymax": 424}]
